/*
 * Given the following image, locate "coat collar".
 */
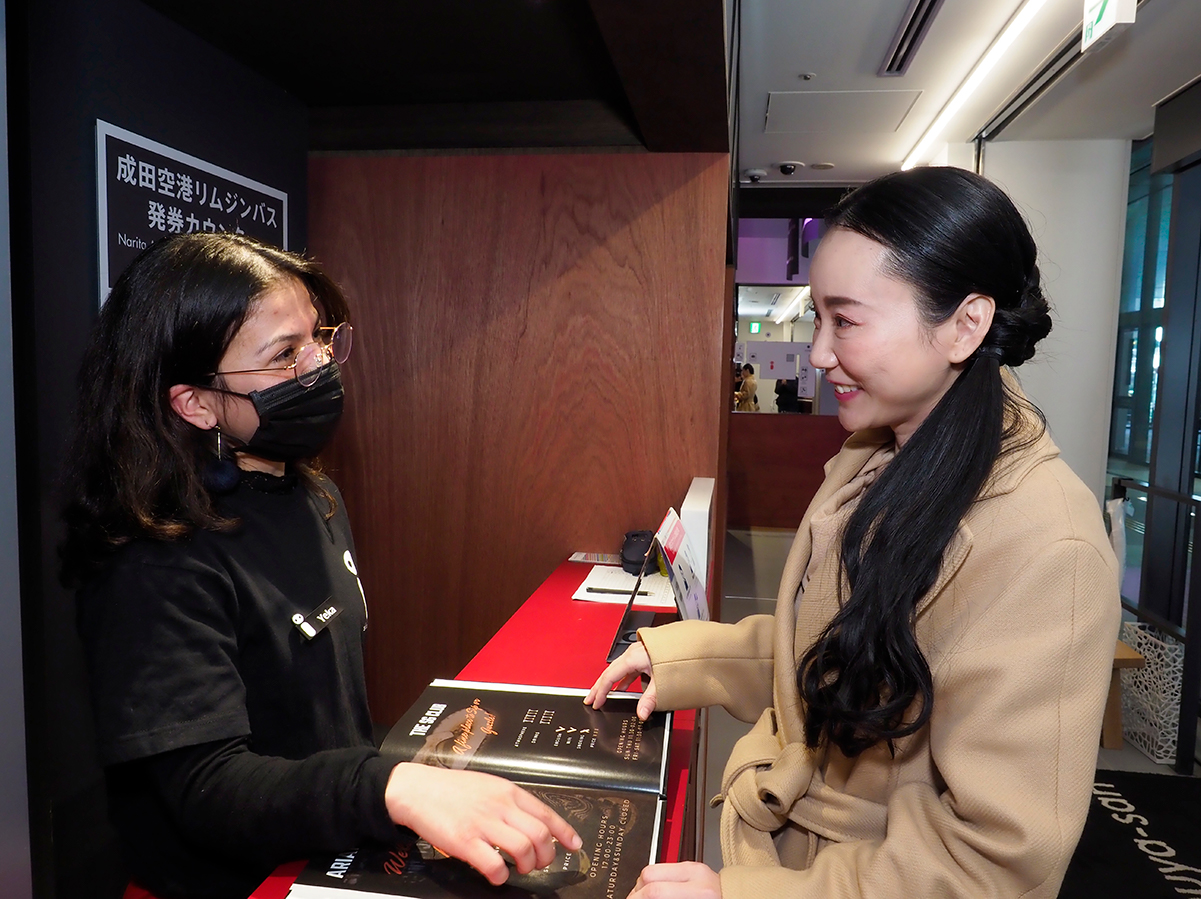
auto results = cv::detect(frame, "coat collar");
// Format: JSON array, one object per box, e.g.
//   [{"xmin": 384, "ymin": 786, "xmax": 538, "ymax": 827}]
[
  {"xmin": 770, "ymin": 395, "xmax": 1058, "ymax": 740},
  {"xmin": 814, "ymin": 384, "xmax": 1060, "ymax": 503}
]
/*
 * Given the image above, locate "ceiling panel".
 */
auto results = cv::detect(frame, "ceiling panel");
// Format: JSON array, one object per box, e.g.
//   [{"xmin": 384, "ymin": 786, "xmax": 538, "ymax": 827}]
[
  {"xmin": 765, "ymin": 90, "xmax": 922, "ymax": 134},
  {"xmin": 737, "ymin": 0, "xmax": 1093, "ymax": 184}
]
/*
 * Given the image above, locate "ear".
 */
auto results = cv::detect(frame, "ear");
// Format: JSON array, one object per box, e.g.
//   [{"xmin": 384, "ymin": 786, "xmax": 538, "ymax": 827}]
[
  {"xmin": 944, "ymin": 293, "xmax": 996, "ymax": 364},
  {"xmin": 168, "ymin": 384, "xmax": 219, "ymax": 430}
]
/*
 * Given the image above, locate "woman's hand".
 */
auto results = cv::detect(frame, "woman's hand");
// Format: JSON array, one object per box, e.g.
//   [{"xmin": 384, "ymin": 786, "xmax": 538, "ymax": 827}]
[
  {"xmin": 584, "ymin": 640, "xmax": 657, "ymax": 720},
  {"xmin": 628, "ymin": 862, "xmax": 721, "ymax": 899},
  {"xmin": 384, "ymin": 763, "xmax": 582, "ymax": 885}
]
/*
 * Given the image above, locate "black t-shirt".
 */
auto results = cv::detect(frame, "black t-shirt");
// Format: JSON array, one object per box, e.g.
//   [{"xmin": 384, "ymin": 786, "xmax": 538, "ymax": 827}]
[{"xmin": 78, "ymin": 471, "xmax": 397, "ymax": 899}]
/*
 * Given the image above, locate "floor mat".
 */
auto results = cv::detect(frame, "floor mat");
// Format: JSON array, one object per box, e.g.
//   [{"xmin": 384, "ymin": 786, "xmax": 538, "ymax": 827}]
[{"xmin": 1059, "ymin": 769, "xmax": 1201, "ymax": 898}]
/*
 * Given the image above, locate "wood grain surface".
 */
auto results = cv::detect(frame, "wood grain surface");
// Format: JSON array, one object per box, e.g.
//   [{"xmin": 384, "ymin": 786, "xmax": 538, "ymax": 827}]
[
  {"xmin": 726, "ymin": 413, "xmax": 850, "ymax": 530},
  {"xmin": 309, "ymin": 153, "xmax": 729, "ymax": 722}
]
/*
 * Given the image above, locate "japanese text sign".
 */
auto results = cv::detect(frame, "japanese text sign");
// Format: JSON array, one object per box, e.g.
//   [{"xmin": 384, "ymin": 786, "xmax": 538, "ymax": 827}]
[{"xmin": 95, "ymin": 120, "xmax": 288, "ymax": 304}]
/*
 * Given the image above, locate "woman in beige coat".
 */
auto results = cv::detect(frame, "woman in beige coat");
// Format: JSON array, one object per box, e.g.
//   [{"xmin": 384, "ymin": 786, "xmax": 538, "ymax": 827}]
[
  {"xmin": 588, "ymin": 168, "xmax": 1120, "ymax": 899},
  {"xmin": 734, "ymin": 364, "xmax": 758, "ymax": 412}
]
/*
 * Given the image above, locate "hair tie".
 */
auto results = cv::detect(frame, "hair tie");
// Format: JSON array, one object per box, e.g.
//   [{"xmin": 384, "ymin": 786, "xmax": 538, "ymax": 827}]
[{"xmin": 976, "ymin": 345, "xmax": 1004, "ymax": 359}]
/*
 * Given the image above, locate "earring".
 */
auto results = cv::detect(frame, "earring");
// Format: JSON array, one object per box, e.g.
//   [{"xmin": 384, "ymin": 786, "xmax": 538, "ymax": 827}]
[{"xmin": 202, "ymin": 427, "xmax": 241, "ymax": 493}]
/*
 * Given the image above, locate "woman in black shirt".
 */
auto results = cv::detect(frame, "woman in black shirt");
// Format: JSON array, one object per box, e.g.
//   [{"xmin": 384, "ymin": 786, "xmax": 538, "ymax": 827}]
[{"xmin": 62, "ymin": 233, "xmax": 579, "ymax": 899}]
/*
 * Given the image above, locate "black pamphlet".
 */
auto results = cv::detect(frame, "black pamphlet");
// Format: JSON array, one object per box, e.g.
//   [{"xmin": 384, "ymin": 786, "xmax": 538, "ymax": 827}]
[{"xmin": 287, "ymin": 680, "xmax": 672, "ymax": 899}]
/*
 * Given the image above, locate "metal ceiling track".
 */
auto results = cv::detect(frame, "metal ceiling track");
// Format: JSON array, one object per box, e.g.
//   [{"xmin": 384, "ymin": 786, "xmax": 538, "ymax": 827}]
[{"xmin": 879, "ymin": 0, "xmax": 948, "ymax": 77}]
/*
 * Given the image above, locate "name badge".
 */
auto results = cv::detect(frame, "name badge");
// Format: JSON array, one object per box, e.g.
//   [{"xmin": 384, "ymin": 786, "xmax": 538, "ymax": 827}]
[{"xmin": 292, "ymin": 599, "xmax": 343, "ymax": 640}]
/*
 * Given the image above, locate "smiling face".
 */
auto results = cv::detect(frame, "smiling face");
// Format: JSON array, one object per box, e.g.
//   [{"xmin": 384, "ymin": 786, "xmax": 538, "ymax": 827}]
[{"xmin": 808, "ymin": 228, "xmax": 966, "ymax": 447}]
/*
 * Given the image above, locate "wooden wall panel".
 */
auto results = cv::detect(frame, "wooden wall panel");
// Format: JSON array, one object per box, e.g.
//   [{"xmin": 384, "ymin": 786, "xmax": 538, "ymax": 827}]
[
  {"xmin": 727, "ymin": 415, "xmax": 850, "ymax": 530},
  {"xmin": 309, "ymin": 154, "xmax": 729, "ymax": 723}
]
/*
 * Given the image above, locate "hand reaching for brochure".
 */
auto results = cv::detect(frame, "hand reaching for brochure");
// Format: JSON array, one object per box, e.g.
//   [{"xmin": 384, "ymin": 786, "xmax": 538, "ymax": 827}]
[
  {"xmin": 384, "ymin": 763, "xmax": 582, "ymax": 886},
  {"xmin": 628, "ymin": 862, "xmax": 722, "ymax": 899},
  {"xmin": 584, "ymin": 640, "xmax": 657, "ymax": 720}
]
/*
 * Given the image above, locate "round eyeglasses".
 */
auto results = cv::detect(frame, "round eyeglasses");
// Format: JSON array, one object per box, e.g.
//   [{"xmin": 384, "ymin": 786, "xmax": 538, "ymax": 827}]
[{"xmin": 208, "ymin": 322, "xmax": 353, "ymax": 388}]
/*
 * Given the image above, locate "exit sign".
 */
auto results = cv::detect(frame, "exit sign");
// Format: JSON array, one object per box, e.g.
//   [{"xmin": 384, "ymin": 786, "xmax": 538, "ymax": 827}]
[
  {"xmin": 749, "ymin": 322, "xmax": 761, "ymax": 334},
  {"xmin": 1082, "ymin": 0, "xmax": 1135, "ymax": 53}
]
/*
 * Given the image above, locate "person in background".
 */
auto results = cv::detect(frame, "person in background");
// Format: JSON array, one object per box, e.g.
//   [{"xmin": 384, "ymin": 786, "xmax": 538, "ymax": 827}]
[
  {"xmin": 61, "ymin": 233, "xmax": 579, "ymax": 899},
  {"xmin": 734, "ymin": 363, "xmax": 758, "ymax": 412},
  {"xmin": 774, "ymin": 377, "xmax": 800, "ymax": 413},
  {"xmin": 588, "ymin": 167, "xmax": 1119, "ymax": 899}
]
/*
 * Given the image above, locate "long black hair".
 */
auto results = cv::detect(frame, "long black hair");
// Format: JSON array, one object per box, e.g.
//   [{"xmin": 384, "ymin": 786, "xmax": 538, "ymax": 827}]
[
  {"xmin": 60, "ymin": 233, "xmax": 350, "ymax": 587},
  {"xmin": 798, "ymin": 167, "xmax": 1052, "ymax": 757}
]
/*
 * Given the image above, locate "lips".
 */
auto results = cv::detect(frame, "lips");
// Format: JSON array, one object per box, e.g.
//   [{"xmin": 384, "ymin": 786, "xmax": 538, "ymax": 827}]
[{"xmin": 830, "ymin": 382, "xmax": 861, "ymax": 400}]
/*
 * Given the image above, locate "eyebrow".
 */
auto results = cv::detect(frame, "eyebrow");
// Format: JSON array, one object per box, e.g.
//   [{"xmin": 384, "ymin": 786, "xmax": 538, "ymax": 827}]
[
  {"xmin": 255, "ymin": 331, "xmax": 308, "ymax": 358},
  {"xmin": 817, "ymin": 295, "xmax": 865, "ymax": 310}
]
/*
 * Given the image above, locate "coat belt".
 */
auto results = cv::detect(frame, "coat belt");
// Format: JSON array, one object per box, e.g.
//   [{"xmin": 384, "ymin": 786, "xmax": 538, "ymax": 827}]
[{"xmin": 716, "ymin": 708, "xmax": 888, "ymax": 867}]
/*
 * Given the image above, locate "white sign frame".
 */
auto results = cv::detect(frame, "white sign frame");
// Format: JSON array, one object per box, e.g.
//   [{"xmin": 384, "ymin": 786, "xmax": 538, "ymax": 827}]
[
  {"xmin": 95, "ymin": 120, "xmax": 289, "ymax": 304},
  {"xmin": 1082, "ymin": 0, "xmax": 1135, "ymax": 53}
]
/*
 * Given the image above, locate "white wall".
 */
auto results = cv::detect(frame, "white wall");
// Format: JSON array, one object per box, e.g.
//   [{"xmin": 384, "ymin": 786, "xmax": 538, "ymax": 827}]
[{"xmin": 980, "ymin": 140, "xmax": 1130, "ymax": 501}]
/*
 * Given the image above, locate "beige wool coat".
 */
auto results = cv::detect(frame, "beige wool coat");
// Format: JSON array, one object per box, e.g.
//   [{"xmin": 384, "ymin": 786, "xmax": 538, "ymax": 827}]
[{"xmin": 640, "ymin": 423, "xmax": 1121, "ymax": 898}]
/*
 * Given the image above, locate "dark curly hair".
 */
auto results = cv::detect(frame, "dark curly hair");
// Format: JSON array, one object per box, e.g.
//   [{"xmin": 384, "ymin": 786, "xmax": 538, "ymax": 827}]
[
  {"xmin": 798, "ymin": 167, "xmax": 1051, "ymax": 757},
  {"xmin": 60, "ymin": 233, "xmax": 350, "ymax": 587}
]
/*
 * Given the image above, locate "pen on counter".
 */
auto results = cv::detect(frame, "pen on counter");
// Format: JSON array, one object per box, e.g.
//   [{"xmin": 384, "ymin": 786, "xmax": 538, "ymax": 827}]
[{"xmin": 587, "ymin": 587, "xmax": 652, "ymax": 596}]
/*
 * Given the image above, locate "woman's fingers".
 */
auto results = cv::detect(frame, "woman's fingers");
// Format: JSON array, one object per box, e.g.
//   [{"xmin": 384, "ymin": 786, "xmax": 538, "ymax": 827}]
[
  {"xmin": 629, "ymin": 862, "xmax": 722, "ymax": 899},
  {"xmin": 457, "ymin": 839, "xmax": 512, "ymax": 886},
  {"xmin": 585, "ymin": 642, "xmax": 653, "ymax": 709},
  {"xmin": 384, "ymin": 764, "xmax": 581, "ymax": 884},
  {"xmin": 636, "ymin": 678, "xmax": 658, "ymax": 721},
  {"xmin": 509, "ymin": 786, "xmax": 578, "ymax": 868}
]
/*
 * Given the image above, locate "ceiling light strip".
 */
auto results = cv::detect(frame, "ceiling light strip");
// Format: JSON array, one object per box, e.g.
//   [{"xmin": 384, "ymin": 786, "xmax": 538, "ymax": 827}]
[
  {"xmin": 774, "ymin": 286, "xmax": 810, "ymax": 324},
  {"xmin": 902, "ymin": 0, "xmax": 1051, "ymax": 170}
]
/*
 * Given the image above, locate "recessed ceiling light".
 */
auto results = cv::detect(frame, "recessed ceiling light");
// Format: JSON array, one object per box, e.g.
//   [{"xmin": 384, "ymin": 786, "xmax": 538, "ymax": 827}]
[{"xmin": 810, "ymin": 162, "xmax": 835, "ymax": 170}]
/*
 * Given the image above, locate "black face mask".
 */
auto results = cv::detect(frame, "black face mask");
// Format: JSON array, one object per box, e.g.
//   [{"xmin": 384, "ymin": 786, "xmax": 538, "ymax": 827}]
[{"xmin": 235, "ymin": 362, "xmax": 345, "ymax": 461}]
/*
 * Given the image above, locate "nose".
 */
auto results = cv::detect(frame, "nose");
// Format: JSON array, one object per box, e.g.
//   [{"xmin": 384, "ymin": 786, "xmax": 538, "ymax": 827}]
[{"xmin": 808, "ymin": 323, "xmax": 836, "ymax": 371}]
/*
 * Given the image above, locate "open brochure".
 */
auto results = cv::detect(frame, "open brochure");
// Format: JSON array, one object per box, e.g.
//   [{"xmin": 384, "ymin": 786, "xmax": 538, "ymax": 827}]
[{"xmin": 287, "ymin": 680, "xmax": 672, "ymax": 899}]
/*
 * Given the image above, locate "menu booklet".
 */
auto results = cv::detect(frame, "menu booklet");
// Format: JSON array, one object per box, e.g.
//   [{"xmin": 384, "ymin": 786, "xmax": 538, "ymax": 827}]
[{"xmin": 287, "ymin": 680, "xmax": 671, "ymax": 899}]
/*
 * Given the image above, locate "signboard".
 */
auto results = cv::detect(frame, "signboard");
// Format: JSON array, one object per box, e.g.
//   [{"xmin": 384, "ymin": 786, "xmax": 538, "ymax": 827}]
[
  {"xmin": 757, "ymin": 342, "xmax": 794, "ymax": 379},
  {"xmin": 95, "ymin": 120, "xmax": 288, "ymax": 303},
  {"xmin": 1082, "ymin": 0, "xmax": 1135, "ymax": 53},
  {"xmin": 796, "ymin": 342, "xmax": 815, "ymax": 398},
  {"xmin": 740, "ymin": 341, "xmax": 811, "ymax": 382},
  {"xmin": 654, "ymin": 509, "xmax": 708, "ymax": 622}
]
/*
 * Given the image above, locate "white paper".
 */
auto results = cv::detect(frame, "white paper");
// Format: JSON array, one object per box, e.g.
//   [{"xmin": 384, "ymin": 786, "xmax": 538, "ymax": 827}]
[
  {"xmin": 569, "ymin": 551, "xmax": 622, "ymax": 565},
  {"xmin": 571, "ymin": 565, "xmax": 676, "ymax": 611}
]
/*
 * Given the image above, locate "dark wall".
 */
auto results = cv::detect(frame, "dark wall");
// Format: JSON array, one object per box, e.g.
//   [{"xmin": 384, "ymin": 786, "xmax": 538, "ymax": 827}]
[
  {"xmin": 7, "ymin": 1, "xmax": 307, "ymax": 895},
  {"xmin": 1152, "ymin": 78, "xmax": 1201, "ymax": 174}
]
